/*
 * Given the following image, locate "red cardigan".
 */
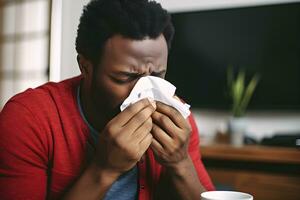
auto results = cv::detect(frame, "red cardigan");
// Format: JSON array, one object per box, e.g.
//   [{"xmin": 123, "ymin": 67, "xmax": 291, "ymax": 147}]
[{"xmin": 0, "ymin": 76, "xmax": 214, "ymax": 200}]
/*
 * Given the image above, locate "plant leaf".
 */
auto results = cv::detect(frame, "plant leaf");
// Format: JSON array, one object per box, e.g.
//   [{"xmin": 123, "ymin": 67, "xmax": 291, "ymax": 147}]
[
  {"xmin": 232, "ymin": 70, "xmax": 245, "ymax": 116},
  {"xmin": 240, "ymin": 74, "xmax": 260, "ymax": 115}
]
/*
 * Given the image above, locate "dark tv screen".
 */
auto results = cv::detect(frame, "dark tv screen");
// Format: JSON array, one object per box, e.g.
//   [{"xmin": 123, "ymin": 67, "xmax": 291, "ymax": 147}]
[{"xmin": 166, "ymin": 3, "xmax": 300, "ymax": 110}]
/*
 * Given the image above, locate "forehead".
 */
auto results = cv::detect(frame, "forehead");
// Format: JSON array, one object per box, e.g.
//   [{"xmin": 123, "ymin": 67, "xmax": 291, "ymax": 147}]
[{"xmin": 103, "ymin": 34, "xmax": 168, "ymax": 66}]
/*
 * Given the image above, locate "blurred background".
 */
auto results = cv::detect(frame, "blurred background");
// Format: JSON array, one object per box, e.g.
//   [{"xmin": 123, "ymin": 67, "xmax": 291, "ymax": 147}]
[
  {"xmin": 0, "ymin": 0, "xmax": 50, "ymax": 107},
  {"xmin": 0, "ymin": 0, "xmax": 299, "ymax": 199}
]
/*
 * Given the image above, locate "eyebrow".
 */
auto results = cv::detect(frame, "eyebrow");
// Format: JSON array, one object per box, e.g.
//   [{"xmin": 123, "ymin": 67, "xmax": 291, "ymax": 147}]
[{"xmin": 114, "ymin": 69, "xmax": 166, "ymax": 77}]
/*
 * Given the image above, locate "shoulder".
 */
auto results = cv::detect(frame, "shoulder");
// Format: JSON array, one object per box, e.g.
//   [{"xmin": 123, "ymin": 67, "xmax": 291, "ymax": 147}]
[
  {"xmin": 10, "ymin": 76, "xmax": 81, "ymax": 105},
  {"xmin": 3, "ymin": 76, "xmax": 82, "ymax": 115},
  {"xmin": 0, "ymin": 75, "xmax": 83, "ymax": 137},
  {"xmin": 0, "ymin": 76, "xmax": 83, "ymax": 160}
]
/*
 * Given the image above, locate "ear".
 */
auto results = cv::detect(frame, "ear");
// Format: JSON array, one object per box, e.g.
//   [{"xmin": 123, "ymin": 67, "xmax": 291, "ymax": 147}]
[{"xmin": 77, "ymin": 54, "xmax": 93, "ymax": 78}]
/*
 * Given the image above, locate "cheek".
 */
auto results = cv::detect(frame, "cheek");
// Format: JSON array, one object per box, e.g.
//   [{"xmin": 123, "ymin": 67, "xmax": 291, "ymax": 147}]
[
  {"xmin": 97, "ymin": 77, "xmax": 134, "ymax": 107},
  {"xmin": 108, "ymin": 85, "xmax": 131, "ymax": 105}
]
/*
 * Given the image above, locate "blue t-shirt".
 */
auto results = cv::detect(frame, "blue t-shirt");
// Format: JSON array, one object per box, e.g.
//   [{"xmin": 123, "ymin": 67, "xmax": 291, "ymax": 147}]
[{"xmin": 77, "ymin": 86, "xmax": 138, "ymax": 200}]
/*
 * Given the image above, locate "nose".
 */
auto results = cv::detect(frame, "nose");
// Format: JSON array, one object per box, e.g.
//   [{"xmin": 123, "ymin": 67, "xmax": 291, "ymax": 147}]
[{"xmin": 144, "ymin": 62, "xmax": 155, "ymax": 76}]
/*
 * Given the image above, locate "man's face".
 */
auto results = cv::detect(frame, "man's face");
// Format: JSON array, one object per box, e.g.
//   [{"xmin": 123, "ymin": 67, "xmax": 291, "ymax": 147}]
[{"xmin": 87, "ymin": 34, "xmax": 168, "ymax": 120}]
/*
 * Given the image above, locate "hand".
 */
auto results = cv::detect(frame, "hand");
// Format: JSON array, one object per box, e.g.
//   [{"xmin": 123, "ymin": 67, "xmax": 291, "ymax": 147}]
[
  {"xmin": 93, "ymin": 98, "xmax": 155, "ymax": 176},
  {"xmin": 150, "ymin": 102, "xmax": 192, "ymax": 168}
]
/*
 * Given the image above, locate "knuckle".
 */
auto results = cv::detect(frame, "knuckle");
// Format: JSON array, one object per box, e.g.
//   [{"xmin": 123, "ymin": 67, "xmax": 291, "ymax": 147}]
[
  {"xmin": 159, "ymin": 115, "xmax": 169, "ymax": 125},
  {"xmin": 137, "ymin": 107, "xmax": 152, "ymax": 123},
  {"xmin": 178, "ymin": 137, "xmax": 186, "ymax": 147},
  {"xmin": 166, "ymin": 149, "xmax": 175, "ymax": 157},
  {"xmin": 144, "ymin": 118, "xmax": 153, "ymax": 130},
  {"xmin": 175, "ymin": 140, "xmax": 184, "ymax": 149},
  {"xmin": 106, "ymin": 122, "xmax": 117, "ymax": 133},
  {"xmin": 147, "ymin": 132, "xmax": 153, "ymax": 140},
  {"xmin": 126, "ymin": 105, "xmax": 133, "ymax": 112},
  {"xmin": 176, "ymin": 134, "xmax": 184, "ymax": 143},
  {"xmin": 141, "ymin": 98, "xmax": 150, "ymax": 105},
  {"xmin": 179, "ymin": 129, "xmax": 189, "ymax": 142},
  {"xmin": 137, "ymin": 98, "xmax": 150, "ymax": 108},
  {"xmin": 105, "ymin": 130, "xmax": 116, "ymax": 142},
  {"xmin": 175, "ymin": 114, "xmax": 183, "ymax": 123},
  {"xmin": 127, "ymin": 103, "xmax": 136, "ymax": 113},
  {"xmin": 127, "ymin": 99, "xmax": 148, "ymax": 113},
  {"xmin": 112, "ymin": 135, "xmax": 122, "ymax": 146},
  {"xmin": 185, "ymin": 124, "xmax": 192, "ymax": 134},
  {"xmin": 136, "ymin": 113, "xmax": 147, "ymax": 124},
  {"xmin": 166, "ymin": 142, "xmax": 176, "ymax": 154},
  {"xmin": 141, "ymin": 133, "xmax": 153, "ymax": 148},
  {"xmin": 151, "ymin": 124, "xmax": 159, "ymax": 135},
  {"xmin": 144, "ymin": 106, "xmax": 153, "ymax": 117},
  {"xmin": 171, "ymin": 108, "xmax": 179, "ymax": 117}
]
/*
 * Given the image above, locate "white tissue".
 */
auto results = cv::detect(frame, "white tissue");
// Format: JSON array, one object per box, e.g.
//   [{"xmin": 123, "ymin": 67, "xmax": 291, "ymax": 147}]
[{"xmin": 120, "ymin": 76, "xmax": 191, "ymax": 118}]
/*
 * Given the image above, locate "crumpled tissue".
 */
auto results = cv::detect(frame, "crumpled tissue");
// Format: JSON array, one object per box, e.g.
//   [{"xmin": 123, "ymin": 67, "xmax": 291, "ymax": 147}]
[{"xmin": 120, "ymin": 76, "xmax": 191, "ymax": 118}]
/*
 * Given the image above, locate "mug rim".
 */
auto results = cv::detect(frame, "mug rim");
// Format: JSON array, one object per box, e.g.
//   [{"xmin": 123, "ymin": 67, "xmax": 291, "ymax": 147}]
[{"xmin": 201, "ymin": 191, "xmax": 253, "ymax": 200}]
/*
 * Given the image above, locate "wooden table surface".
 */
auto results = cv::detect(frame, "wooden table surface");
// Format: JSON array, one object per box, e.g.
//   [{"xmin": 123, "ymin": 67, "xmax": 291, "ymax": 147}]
[
  {"xmin": 199, "ymin": 144, "xmax": 300, "ymax": 200},
  {"xmin": 200, "ymin": 144, "xmax": 300, "ymax": 164}
]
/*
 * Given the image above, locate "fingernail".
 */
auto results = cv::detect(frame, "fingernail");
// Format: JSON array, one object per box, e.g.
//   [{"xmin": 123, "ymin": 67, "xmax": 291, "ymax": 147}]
[
  {"xmin": 173, "ymin": 95, "xmax": 181, "ymax": 101},
  {"xmin": 148, "ymin": 98, "xmax": 156, "ymax": 109}
]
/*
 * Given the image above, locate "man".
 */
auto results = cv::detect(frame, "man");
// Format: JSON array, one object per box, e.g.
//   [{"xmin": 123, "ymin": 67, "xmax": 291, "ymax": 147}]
[{"xmin": 0, "ymin": 0, "xmax": 214, "ymax": 199}]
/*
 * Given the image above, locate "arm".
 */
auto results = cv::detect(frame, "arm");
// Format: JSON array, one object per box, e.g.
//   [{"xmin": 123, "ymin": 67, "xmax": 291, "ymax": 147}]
[
  {"xmin": 187, "ymin": 114, "xmax": 215, "ymax": 191},
  {"xmin": 0, "ymin": 98, "xmax": 155, "ymax": 200},
  {"xmin": 0, "ymin": 101, "xmax": 48, "ymax": 200},
  {"xmin": 150, "ymin": 102, "xmax": 214, "ymax": 200},
  {"xmin": 155, "ymin": 156, "xmax": 205, "ymax": 200},
  {"xmin": 60, "ymin": 162, "xmax": 120, "ymax": 200},
  {"xmin": 62, "ymin": 98, "xmax": 155, "ymax": 200},
  {"xmin": 0, "ymin": 100, "xmax": 117, "ymax": 200}
]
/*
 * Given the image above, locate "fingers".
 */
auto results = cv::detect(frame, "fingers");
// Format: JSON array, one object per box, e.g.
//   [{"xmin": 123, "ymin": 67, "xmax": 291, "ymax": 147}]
[
  {"xmin": 133, "ymin": 118, "xmax": 153, "ymax": 142},
  {"xmin": 130, "ymin": 117, "xmax": 153, "ymax": 158},
  {"xmin": 155, "ymin": 102, "xmax": 186, "ymax": 128},
  {"xmin": 151, "ymin": 123, "xmax": 173, "ymax": 148},
  {"xmin": 150, "ymin": 138, "xmax": 164, "ymax": 153},
  {"xmin": 138, "ymin": 132, "xmax": 153, "ymax": 154},
  {"xmin": 151, "ymin": 111, "xmax": 190, "ymax": 153},
  {"xmin": 124, "ymin": 103, "xmax": 155, "ymax": 133},
  {"xmin": 152, "ymin": 111, "xmax": 181, "ymax": 138},
  {"xmin": 113, "ymin": 98, "xmax": 155, "ymax": 126},
  {"xmin": 105, "ymin": 98, "xmax": 155, "ymax": 141}
]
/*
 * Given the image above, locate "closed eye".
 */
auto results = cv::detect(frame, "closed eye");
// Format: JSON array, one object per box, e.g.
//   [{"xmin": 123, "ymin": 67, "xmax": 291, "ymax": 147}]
[
  {"xmin": 111, "ymin": 69, "xmax": 166, "ymax": 84},
  {"xmin": 110, "ymin": 73, "xmax": 143, "ymax": 84},
  {"xmin": 151, "ymin": 70, "xmax": 166, "ymax": 78}
]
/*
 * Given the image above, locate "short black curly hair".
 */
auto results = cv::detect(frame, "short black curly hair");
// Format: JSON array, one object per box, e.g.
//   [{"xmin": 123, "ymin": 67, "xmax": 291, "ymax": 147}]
[{"xmin": 75, "ymin": 0, "xmax": 175, "ymax": 66}]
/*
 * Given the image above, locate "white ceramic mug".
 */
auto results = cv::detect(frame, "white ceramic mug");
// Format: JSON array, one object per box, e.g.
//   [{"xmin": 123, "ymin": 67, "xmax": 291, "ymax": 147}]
[{"xmin": 201, "ymin": 191, "xmax": 253, "ymax": 200}]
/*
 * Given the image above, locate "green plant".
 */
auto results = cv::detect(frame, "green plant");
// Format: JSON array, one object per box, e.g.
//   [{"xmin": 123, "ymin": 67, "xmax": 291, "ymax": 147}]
[{"xmin": 227, "ymin": 67, "xmax": 260, "ymax": 117}]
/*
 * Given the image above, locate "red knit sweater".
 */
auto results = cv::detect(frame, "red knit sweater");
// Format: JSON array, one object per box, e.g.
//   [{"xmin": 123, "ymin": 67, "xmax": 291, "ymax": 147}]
[{"xmin": 0, "ymin": 76, "xmax": 214, "ymax": 200}]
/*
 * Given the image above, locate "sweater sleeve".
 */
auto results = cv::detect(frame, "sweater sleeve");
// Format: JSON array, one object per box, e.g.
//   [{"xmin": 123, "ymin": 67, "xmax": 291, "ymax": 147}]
[
  {"xmin": 187, "ymin": 113, "xmax": 215, "ymax": 191},
  {"xmin": 0, "ymin": 100, "xmax": 49, "ymax": 200}
]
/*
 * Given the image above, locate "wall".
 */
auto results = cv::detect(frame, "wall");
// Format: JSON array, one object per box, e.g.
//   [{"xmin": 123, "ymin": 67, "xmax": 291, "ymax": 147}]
[
  {"xmin": 50, "ymin": 0, "xmax": 89, "ymax": 81},
  {"xmin": 155, "ymin": 0, "xmax": 300, "ymax": 12}
]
